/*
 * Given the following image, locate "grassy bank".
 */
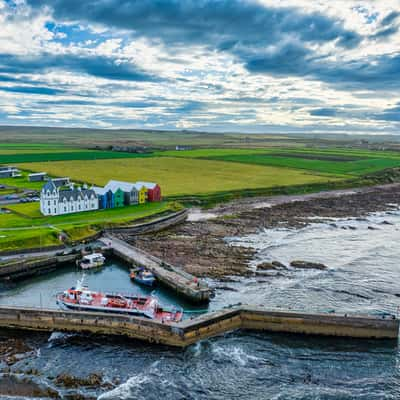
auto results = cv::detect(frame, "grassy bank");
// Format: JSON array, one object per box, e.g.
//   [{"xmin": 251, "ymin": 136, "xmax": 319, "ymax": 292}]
[{"xmin": 0, "ymin": 201, "xmax": 181, "ymax": 252}]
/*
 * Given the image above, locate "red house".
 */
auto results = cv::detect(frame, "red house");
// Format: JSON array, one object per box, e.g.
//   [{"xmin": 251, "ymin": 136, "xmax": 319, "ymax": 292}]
[{"xmin": 136, "ymin": 182, "xmax": 162, "ymax": 202}]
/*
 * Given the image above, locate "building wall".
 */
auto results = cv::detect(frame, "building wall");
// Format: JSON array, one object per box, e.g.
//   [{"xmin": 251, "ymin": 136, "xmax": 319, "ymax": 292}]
[
  {"xmin": 114, "ymin": 189, "xmax": 125, "ymax": 207},
  {"xmin": 148, "ymin": 185, "xmax": 162, "ymax": 202},
  {"xmin": 138, "ymin": 187, "xmax": 147, "ymax": 204},
  {"xmin": 41, "ymin": 190, "xmax": 98, "ymax": 216}
]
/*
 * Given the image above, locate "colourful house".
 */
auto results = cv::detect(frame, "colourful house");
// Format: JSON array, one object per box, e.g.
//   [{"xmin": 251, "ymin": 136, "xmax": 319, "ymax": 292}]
[
  {"xmin": 114, "ymin": 188, "xmax": 125, "ymax": 207},
  {"xmin": 135, "ymin": 184, "xmax": 147, "ymax": 204},
  {"xmin": 104, "ymin": 180, "xmax": 139, "ymax": 205},
  {"xmin": 93, "ymin": 187, "xmax": 114, "ymax": 209},
  {"xmin": 136, "ymin": 181, "xmax": 162, "ymax": 202}
]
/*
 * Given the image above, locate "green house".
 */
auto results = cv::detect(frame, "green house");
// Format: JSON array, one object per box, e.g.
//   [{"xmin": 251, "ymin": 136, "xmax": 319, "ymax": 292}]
[{"xmin": 114, "ymin": 188, "xmax": 125, "ymax": 207}]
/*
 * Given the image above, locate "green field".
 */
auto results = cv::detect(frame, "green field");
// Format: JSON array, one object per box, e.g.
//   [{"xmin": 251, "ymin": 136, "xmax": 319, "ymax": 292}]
[
  {"xmin": 155, "ymin": 147, "xmax": 400, "ymax": 176},
  {"xmin": 0, "ymin": 201, "xmax": 178, "ymax": 251},
  {"xmin": 3, "ymin": 140, "xmax": 400, "ymax": 252},
  {"xmin": 18, "ymin": 157, "xmax": 336, "ymax": 196},
  {"xmin": 0, "ymin": 150, "xmax": 152, "ymax": 164}
]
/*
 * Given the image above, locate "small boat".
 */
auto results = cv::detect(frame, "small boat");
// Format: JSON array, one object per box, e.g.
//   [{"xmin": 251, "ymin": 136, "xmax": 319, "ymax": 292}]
[
  {"xmin": 130, "ymin": 268, "xmax": 156, "ymax": 287},
  {"xmin": 79, "ymin": 253, "xmax": 105, "ymax": 270},
  {"xmin": 56, "ymin": 277, "xmax": 182, "ymax": 323}
]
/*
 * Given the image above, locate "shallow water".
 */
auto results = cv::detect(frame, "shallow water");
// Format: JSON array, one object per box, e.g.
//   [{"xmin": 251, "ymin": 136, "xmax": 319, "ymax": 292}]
[{"xmin": 1, "ymin": 210, "xmax": 400, "ymax": 399}]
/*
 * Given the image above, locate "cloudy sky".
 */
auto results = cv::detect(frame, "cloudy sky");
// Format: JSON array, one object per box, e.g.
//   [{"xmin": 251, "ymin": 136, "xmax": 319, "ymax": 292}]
[{"xmin": 0, "ymin": 0, "xmax": 400, "ymax": 134}]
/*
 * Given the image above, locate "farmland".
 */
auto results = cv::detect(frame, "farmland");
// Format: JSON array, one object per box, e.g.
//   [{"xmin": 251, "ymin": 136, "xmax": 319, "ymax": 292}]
[
  {"xmin": 3, "ymin": 139, "xmax": 400, "ymax": 252},
  {"xmin": 156, "ymin": 148, "xmax": 400, "ymax": 176},
  {"xmin": 0, "ymin": 150, "xmax": 151, "ymax": 164},
  {"xmin": 18, "ymin": 157, "xmax": 338, "ymax": 197}
]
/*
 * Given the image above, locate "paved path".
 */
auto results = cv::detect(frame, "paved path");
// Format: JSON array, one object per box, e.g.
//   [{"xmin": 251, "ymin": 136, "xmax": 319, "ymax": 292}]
[{"xmin": 100, "ymin": 235, "xmax": 212, "ymax": 303}]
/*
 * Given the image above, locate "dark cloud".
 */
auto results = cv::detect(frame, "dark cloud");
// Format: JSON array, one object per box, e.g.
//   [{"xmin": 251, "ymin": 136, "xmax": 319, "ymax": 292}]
[
  {"xmin": 0, "ymin": 53, "xmax": 158, "ymax": 82},
  {"xmin": 247, "ymin": 46, "xmax": 400, "ymax": 91},
  {"xmin": 370, "ymin": 26, "xmax": 399, "ymax": 40},
  {"xmin": 24, "ymin": 0, "xmax": 366, "ymax": 90},
  {"xmin": 372, "ymin": 105, "xmax": 400, "ymax": 121},
  {"xmin": 27, "ymin": 0, "xmax": 361, "ymax": 48},
  {"xmin": 174, "ymin": 100, "xmax": 205, "ymax": 113},
  {"xmin": 309, "ymin": 108, "xmax": 338, "ymax": 117},
  {"xmin": 0, "ymin": 85, "xmax": 65, "ymax": 95},
  {"xmin": 381, "ymin": 11, "xmax": 400, "ymax": 26}
]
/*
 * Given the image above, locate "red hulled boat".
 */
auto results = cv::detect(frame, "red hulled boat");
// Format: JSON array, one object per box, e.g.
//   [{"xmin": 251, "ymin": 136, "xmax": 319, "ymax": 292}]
[{"xmin": 56, "ymin": 277, "xmax": 183, "ymax": 323}]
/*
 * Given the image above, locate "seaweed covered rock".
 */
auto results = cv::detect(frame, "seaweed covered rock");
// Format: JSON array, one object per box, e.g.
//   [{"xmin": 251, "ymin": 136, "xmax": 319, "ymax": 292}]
[{"xmin": 290, "ymin": 260, "xmax": 327, "ymax": 270}]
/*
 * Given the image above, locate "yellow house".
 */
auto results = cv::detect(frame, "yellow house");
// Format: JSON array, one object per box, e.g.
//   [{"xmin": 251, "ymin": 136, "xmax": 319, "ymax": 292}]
[{"xmin": 135, "ymin": 184, "xmax": 147, "ymax": 204}]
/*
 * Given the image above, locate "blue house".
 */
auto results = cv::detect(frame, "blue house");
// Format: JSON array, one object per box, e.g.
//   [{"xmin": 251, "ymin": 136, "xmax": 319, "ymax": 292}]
[{"xmin": 93, "ymin": 187, "xmax": 115, "ymax": 209}]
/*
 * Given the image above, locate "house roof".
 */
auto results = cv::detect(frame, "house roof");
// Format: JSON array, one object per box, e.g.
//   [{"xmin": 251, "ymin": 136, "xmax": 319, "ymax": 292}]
[
  {"xmin": 58, "ymin": 188, "xmax": 96, "ymax": 202},
  {"xmin": 42, "ymin": 180, "xmax": 57, "ymax": 192},
  {"xmin": 93, "ymin": 186, "xmax": 108, "ymax": 195},
  {"xmin": 105, "ymin": 180, "xmax": 138, "ymax": 193},
  {"xmin": 52, "ymin": 177, "xmax": 70, "ymax": 187},
  {"xmin": 29, "ymin": 172, "xmax": 47, "ymax": 177},
  {"xmin": 135, "ymin": 181, "xmax": 157, "ymax": 190}
]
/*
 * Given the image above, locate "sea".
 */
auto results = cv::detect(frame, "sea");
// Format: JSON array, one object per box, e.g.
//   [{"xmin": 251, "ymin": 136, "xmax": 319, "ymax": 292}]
[{"xmin": 0, "ymin": 209, "xmax": 399, "ymax": 399}]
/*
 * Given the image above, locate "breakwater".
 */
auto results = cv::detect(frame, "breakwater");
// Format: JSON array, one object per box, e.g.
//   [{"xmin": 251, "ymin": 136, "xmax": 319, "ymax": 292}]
[
  {"xmin": 100, "ymin": 235, "xmax": 212, "ymax": 303},
  {"xmin": 0, "ymin": 305, "xmax": 397, "ymax": 347},
  {"xmin": 0, "ymin": 254, "xmax": 79, "ymax": 281}
]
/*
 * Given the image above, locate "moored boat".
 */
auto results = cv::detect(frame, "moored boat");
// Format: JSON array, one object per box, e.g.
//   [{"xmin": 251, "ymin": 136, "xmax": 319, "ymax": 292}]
[
  {"xmin": 78, "ymin": 253, "xmax": 105, "ymax": 270},
  {"xmin": 56, "ymin": 277, "xmax": 183, "ymax": 323},
  {"xmin": 130, "ymin": 267, "xmax": 156, "ymax": 287}
]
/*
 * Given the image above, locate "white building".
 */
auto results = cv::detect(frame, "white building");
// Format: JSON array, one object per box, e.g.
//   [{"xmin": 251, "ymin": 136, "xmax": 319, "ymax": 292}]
[{"xmin": 40, "ymin": 180, "xmax": 98, "ymax": 216}]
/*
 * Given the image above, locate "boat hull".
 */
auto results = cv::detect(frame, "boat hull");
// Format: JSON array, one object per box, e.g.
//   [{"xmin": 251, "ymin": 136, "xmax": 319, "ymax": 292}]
[{"xmin": 56, "ymin": 293, "xmax": 183, "ymax": 323}]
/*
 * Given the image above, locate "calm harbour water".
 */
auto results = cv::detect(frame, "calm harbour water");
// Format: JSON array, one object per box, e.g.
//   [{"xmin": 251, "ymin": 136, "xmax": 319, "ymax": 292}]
[{"xmin": 1, "ymin": 210, "xmax": 400, "ymax": 399}]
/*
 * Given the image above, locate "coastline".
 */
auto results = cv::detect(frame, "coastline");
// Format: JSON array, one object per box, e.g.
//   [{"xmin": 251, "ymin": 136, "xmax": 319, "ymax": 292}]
[{"xmin": 131, "ymin": 183, "xmax": 400, "ymax": 278}]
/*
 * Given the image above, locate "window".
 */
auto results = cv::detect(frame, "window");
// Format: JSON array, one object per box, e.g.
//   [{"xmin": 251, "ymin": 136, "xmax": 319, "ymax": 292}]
[
  {"xmin": 48, "ymin": 209, "xmax": 51, "ymax": 214},
  {"xmin": 64, "ymin": 207, "xmax": 66, "ymax": 212},
  {"xmin": 48, "ymin": 201, "xmax": 50, "ymax": 206},
  {"xmin": 54, "ymin": 208, "xmax": 56, "ymax": 214}
]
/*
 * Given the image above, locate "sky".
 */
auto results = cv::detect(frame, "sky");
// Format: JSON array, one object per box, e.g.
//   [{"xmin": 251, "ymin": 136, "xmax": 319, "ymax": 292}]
[{"xmin": 0, "ymin": 0, "xmax": 400, "ymax": 135}]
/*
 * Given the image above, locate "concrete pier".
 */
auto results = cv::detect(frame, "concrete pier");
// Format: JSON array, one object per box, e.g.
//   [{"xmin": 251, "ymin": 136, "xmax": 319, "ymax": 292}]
[
  {"xmin": 100, "ymin": 235, "xmax": 212, "ymax": 303},
  {"xmin": 0, "ymin": 306, "xmax": 397, "ymax": 347}
]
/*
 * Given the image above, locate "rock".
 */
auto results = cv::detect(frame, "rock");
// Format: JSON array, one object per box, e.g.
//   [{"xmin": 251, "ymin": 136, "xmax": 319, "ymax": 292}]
[
  {"xmin": 214, "ymin": 285, "xmax": 238, "ymax": 292},
  {"xmin": 290, "ymin": 260, "xmax": 328, "ymax": 270},
  {"xmin": 271, "ymin": 261, "xmax": 287, "ymax": 269},
  {"xmin": 381, "ymin": 220, "xmax": 393, "ymax": 225},
  {"xmin": 348, "ymin": 226, "xmax": 357, "ymax": 230},
  {"xmin": 367, "ymin": 226, "xmax": 379, "ymax": 230},
  {"xmin": 55, "ymin": 373, "xmax": 104, "ymax": 388},
  {"xmin": 256, "ymin": 262, "xmax": 275, "ymax": 270}
]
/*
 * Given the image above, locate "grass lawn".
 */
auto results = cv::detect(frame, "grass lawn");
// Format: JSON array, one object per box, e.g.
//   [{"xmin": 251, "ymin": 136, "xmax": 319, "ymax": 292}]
[
  {"xmin": 2, "ymin": 201, "xmax": 174, "ymax": 228},
  {"xmin": 18, "ymin": 157, "xmax": 339, "ymax": 197},
  {"xmin": 0, "ymin": 171, "xmax": 46, "ymax": 191},
  {"xmin": 0, "ymin": 227, "xmax": 61, "ymax": 251},
  {"xmin": 0, "ymin": 201, "xmax": 179, "ymax": 251}
]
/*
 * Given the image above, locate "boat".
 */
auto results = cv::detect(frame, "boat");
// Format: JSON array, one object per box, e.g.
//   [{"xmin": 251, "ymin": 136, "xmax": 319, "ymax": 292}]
[
  {"xmin": 56, "ymin": 277, "xmax": 183, "ymax": 323},
  {"xmin": 78, "ymin": 253, "xmax": 105, "ymax": 270},
  {"xmin": 130, "ymin": 267, "xmax": 156, "ymax": 287}
]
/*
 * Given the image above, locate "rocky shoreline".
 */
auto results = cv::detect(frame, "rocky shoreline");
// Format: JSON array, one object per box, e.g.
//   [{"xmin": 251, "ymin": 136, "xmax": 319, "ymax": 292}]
[{"xmin": 129, "ymin": 183, "xmax": 400, "ymax": 278}]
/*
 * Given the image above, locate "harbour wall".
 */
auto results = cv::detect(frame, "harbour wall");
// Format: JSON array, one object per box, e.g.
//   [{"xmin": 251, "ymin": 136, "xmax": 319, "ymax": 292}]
[
  {"xmin": 0, "ymin": 254, "xmax": 79, "ymax": 281},
  {"xmin": 100, "ymin": 235, "xmax": 212, "ymax": 304},
  {"xmin": 0, "ymin": 306, "xmax": 397, "ymax": 347}
]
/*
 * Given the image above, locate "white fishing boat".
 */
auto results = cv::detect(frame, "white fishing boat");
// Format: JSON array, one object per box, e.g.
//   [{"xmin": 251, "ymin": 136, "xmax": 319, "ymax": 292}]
[{"xmin": 79, "ymin": 253, "xmax": 105, "ymax": 270}]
